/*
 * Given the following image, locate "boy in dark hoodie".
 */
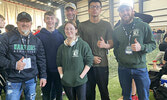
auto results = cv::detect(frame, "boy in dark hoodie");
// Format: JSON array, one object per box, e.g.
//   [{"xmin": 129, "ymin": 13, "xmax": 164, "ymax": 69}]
[{"xmin": 36, "ymin": 11, "xmax": 64, "ymax": 100}]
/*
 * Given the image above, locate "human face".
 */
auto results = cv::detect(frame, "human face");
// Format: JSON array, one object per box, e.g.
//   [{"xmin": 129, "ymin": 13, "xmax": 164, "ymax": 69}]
[
  {"xmin": 17, "ymin": 19, "xmax": 32, "ymax": 35},
  {"xmin": 65, "ymin": 23, "xmax": 77, "ymax": 39},
  {"xmin": 44, "ymin": 15, "xmax": 56, "ymax": 29},
  {"xmin": 65, "ymin": 7, "xmax": 77, "ymax": 21},
  {"xmin": 0, "ymin": 18, "xmax": 5, "ymax": 28},
  {"xmin": 88, "ymin": 2, "xmax": 101, "ymax": 17},
  {"xmin": 119, "ymin": 6, "xmax": 134, "ymax": 24}
]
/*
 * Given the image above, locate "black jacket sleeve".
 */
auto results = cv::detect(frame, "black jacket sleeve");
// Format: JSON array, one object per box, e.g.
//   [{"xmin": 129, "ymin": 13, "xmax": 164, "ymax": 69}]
[
  {"xmin": 135, "ymin": 12, "xmax": 153, "ymax": 24},
  {"xmin": 36, "ymin": 39, "xmax": 47, "ymax": 79},
  {"xmin": 0, "ymin": 34, "xmax": 16, "ymax": 69}
]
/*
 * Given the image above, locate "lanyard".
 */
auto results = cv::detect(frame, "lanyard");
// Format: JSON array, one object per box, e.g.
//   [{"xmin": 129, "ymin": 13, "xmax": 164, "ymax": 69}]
[
  {"xmin": 122, "ymin": 22, "xmax": 135, "ymax": 46},
  {"xmin": 20, "ymin": 35, "xmax": 30, "ymax": 58}
]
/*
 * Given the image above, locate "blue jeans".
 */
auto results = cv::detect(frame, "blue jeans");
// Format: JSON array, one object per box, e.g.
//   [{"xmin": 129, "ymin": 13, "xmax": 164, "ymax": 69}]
[
  {"xmin": 5, "ymin": 78, "xmax": 36, "ymax": 100},
  {"xmin": 63, "ymin": 83, "xmax": 86, "ymax": 100},
  {"xmin": 118, "ymin": 67, "xmax": 150, "ymax": 100}
]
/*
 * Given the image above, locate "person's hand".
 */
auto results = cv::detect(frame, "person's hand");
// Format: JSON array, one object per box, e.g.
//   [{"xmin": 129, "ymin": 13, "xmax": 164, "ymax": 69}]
[
  {"xmin": 94, "ymin": 56, "xmax": 102, "ymax": 64},
  {"xmin": 131, "ymin": 38, "xmax": 141, "ymax": 51},
  {"xmin": 80, "ymin": 74, "xmax": 84, "ymax": 79},
  {"xmin": 16, "ymin": 57, "xmax": 26, "ymax": 71},
  {"xmin": 97, "ymin": 37, "xmax": 106, "ymax": 48},
  {"xmin": 40, "ymin": 78, "xmax": 47, "ymax": 87}
]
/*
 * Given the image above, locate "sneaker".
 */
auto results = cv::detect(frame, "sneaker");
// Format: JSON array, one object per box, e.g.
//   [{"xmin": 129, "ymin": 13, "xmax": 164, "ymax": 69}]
[
  {"xmin": 132, "ymin": 95, "xmax": 139, "ymax": 100},
  {"xmin": 62, "ymin": 91, "xmax": 66, "ymax": 95}
]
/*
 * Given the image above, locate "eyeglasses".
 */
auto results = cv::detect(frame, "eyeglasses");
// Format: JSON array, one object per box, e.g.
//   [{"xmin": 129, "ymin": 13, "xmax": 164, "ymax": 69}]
[{"xmin": 89, "ymin": 5, "xmax": 101, "ymax": 9}]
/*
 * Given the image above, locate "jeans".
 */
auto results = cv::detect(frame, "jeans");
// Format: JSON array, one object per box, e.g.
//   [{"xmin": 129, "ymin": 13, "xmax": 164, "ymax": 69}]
[
  {"xmin": 63, "ymin": 83, "xmax": 86, "ymax": 100},
  {"xmin": 5, "ymin": 78, "xmax": 36, "ymax": 100},
  {"xmin": 42, "ymin": 72, "xmax": 62, "ymax": 100},
  {"xmin": 86, "ymin": 67, "xmax": 110, "ymax": 100},
  {"xmin": 118, "ymin": 67, "xmax": 150, "ymax": 100}
]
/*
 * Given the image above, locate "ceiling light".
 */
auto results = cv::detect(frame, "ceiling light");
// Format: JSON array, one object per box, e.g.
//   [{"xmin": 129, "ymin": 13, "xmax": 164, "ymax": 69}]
[{"xmin": 48, "ymin": 2, "xmax": 51, "ymax": 6}]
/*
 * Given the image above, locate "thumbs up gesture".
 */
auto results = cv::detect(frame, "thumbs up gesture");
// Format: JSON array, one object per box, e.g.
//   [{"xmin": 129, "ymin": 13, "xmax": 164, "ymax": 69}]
[
  {"xmin": 16, "ymin": 56, "xmax": 26, "ymax": 71},
  {"xmin": 131, "ymin": 38, "xmax": 141, "ymax": 51},
  {"xmin": 97, "ymin": 37, "xmax": 106, "ymax": 48}
]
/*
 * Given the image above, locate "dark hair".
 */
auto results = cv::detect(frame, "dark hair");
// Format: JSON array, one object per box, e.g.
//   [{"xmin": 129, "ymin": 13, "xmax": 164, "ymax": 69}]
[
  {"xmin": 37, "ymin": 26, "xmax": 41, "ymax": 28},
  {"xmin": 64, "ymin": 21, "xmax": 77, "ymax": 29},
  {"xmin": 0, "ymin": 14, "xmax": 5, "ymax": 20},
  {"xmin": 44, "ymin": 11, "xmax": 55, "ymax": 17},
  {"xmin": 5, "ymin": 24, "xmax": 15, "ymax": 32},
  {"xmin": 88, "ymin": 0, "xmax": 102, "ymax": 8}
]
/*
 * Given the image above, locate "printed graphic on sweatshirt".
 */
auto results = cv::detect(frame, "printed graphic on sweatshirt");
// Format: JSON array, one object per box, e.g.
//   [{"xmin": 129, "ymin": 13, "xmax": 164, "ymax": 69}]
[
  {"xmin": 14, "ymin": 44, "xmax": 36, "ymax": 53},
  {"xmin": 72, "ymin": 49, "xmax": 79, "ymax": 57},
  {"xmin": 133, "ymin": 29, "xmax": 140, "ymax": 37}
]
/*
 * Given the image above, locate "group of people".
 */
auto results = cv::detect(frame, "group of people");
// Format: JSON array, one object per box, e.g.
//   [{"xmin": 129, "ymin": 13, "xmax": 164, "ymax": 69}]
[{"xmin": 0, "ymin": 0, "xmax": 156, "ymax": 100}]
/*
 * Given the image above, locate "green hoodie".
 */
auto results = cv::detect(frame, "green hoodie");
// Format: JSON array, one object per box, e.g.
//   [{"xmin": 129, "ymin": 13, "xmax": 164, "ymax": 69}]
[
  {"xmin": 113, "ymin": 18, "xmax": 156, "ymax": 68},
  {"xmin": 57, "ymin": 37, "xmax": 93, "ymax": 87}
]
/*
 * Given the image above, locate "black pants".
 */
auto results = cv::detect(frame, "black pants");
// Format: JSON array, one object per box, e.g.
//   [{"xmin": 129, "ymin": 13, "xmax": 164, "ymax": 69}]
[
  {"xmin": 63, "ymin": 83, "xmax": 86, "ymax": 100},
  {"xmin": 42, "ymin": 72, "xmax": 62, "ymax": 100},
  {"xmin": 86, "ymin": 67, "xmax": 110, "ymax": 100}
]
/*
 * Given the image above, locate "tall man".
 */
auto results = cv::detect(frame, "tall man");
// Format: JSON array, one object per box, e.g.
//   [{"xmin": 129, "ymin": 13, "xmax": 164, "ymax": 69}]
[
  {"xmin": 78, "ymin": 0, "xmax": 113, "ymax": 100},
  {"xmin": 0, "ymin": 12, "xmax": 47, "ymax": 100},
  {"xmin": 112, "ymin": 3, "xmax": 156, "ymax": 100},
  {"xmin": 36, "ymin": 11, "xmax": 64, "ymax": 100},
  {"xmin": 58, "ymin": 2, "xmax": 79, "ymax": 38}
]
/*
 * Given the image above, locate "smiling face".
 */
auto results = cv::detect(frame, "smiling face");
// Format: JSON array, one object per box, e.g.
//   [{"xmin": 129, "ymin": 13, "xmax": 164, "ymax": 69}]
[
  {"xmin": 64, "ymin": 23, "xmax": 77, "ymax": 39},
  {"xmin": 65, "ymin": 7, "xmax": 77, "ymax": 21},
  {"xmin": 44, "ymin": 15, "xmax": 56, "ymax": 29},
  {"xmin": 17, "ymin": 19, "xmax": 32, "ymax": 35},
  {"xmin": 88, "ymin": 2, "xmax": 101, "ymax": 18},
  {"xmin": 119, "ymin": 6, "xmax": 134, "ymax": 24}
]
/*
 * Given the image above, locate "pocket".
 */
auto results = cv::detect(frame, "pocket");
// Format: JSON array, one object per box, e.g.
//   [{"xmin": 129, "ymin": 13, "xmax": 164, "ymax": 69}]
[
  {"xmin": 62, "ymin": 70, "xmax": 76, "ymax": 85},
  {"xmin": 6, "ymin": 81, "xmax": 21, "ymax": 90}
]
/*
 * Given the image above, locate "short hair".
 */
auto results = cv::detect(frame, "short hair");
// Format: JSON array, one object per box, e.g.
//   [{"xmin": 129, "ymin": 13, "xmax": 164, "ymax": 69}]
[
  {"xmin": 44, "ymin": 11, "xmax": 55, "ymax": 17},
  {"xmin": 5, "ymin": 24, "xmax": 15, "ymax": 32},
  {"xmin": 37, "ymin": 26, "xmax": 41, "ymax": 28},
  {"xmin": 0, "ymin": 14, "xmax": 5, "ymax": 20},
  {"xmin": 88, "ymin": 0, "xmax": 102, "ymax": 8}
]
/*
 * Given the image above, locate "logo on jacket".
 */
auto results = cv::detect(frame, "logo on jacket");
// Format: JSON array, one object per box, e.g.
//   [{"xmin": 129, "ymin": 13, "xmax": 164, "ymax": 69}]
[
  {"xmin": 13, "ymin": 44, "xmax": 36, "ymax": 53},
  {"xmin": 72, "ymin": 49, "xmax": 79, "ymax": 57},
  {"xmin": 133, "ymin": 29, "xmax": 140, "ymax": 37}
]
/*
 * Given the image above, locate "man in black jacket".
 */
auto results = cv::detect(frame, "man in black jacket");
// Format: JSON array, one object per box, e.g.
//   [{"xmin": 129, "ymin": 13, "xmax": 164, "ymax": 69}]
[{"xmin": 0, "ymin": 12, "xmax": 47, "ymax": 100}]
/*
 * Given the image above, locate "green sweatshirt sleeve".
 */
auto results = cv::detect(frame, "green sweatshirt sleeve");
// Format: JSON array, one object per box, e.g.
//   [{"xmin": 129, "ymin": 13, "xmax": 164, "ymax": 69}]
[
  {"xmin": 82, "ymin": 42, "xmax": 93, "ymax": 67},
  {"xmin": 140, "ymin": 23, "xmax": 156, "ymax": 53}
]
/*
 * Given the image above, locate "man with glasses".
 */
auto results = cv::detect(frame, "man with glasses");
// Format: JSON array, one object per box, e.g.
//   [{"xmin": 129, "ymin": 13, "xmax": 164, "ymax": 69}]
[{"xmin": 78, "ymin": 0, "xmax": 113, "ymax": 100}]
